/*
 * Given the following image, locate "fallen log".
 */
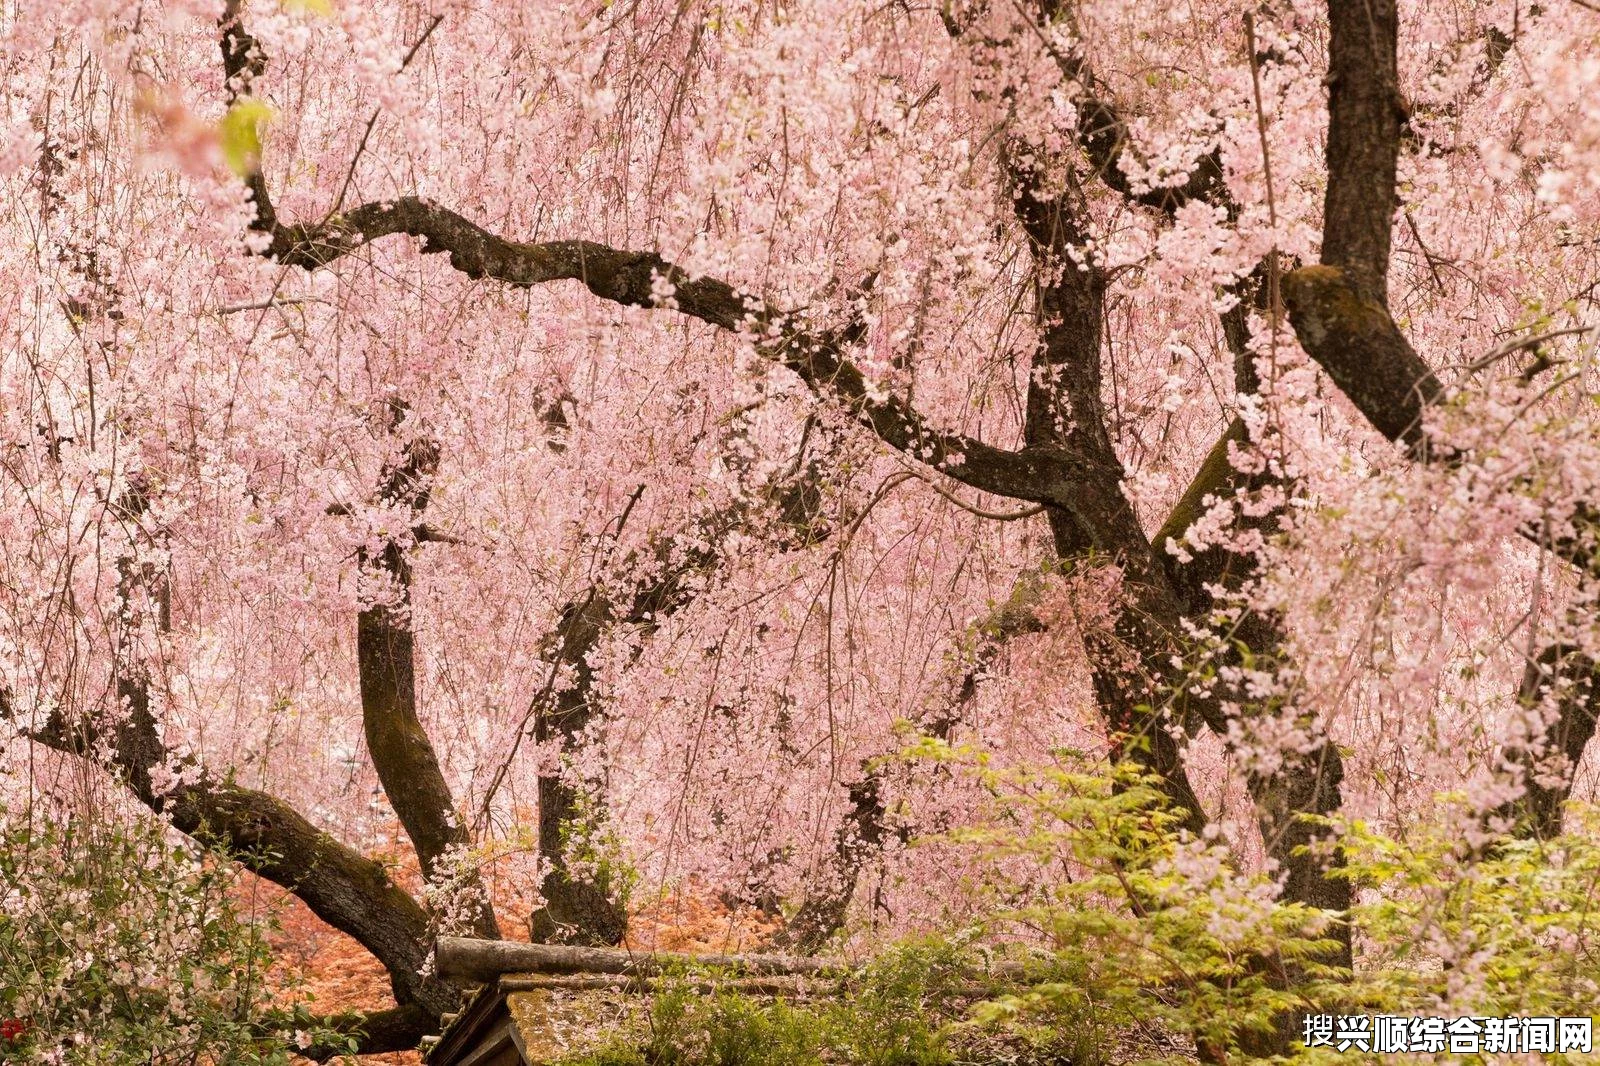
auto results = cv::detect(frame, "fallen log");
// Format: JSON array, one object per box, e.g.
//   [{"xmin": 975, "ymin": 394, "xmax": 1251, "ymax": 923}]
[
  {"xmin": 497, "ymin": 973, "xmax": 831, "ymax": 996},
  {"xmin": 433, "ymin": 936, "xmax": 847, "ymax": 984}
]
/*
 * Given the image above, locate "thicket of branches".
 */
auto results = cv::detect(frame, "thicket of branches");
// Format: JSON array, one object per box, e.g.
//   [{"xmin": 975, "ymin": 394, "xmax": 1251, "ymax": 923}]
[{"xmin": 4, "ymin": 0, "xmax": 1600, "ymax": 1058}]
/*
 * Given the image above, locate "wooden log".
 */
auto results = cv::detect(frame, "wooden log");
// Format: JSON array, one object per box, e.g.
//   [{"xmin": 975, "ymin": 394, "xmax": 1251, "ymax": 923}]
[
  {"xmin": 495, "ymin": 971, "xmax": 1011, "ymax": 1000},
  {"xmin": 498, "ymin": 973, "xmax": 829, "ymax": 996},
  {"xmin": 433, "ymin": 936, "xmax": 847, "ymax": 983}
]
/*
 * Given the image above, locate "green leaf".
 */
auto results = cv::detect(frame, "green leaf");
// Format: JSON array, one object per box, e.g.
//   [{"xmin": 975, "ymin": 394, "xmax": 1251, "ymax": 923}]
[
  {"xmin": 283, "ymin": 0, "xmax": 334, "ymax": 14},
  {"xmin": 218, "ymin": 97, "xmax": 274, "ymax": 178}
]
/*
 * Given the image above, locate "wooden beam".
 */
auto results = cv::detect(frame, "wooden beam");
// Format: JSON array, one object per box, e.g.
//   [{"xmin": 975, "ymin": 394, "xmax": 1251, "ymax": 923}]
[{"xmin": 434, "ymin": 937, "xmax": 844, "ymax": 983}]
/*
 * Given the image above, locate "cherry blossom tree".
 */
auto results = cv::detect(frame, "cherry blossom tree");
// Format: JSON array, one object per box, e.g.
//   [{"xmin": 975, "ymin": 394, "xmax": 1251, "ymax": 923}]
[{"xmin": 3, "ymin": 0, "xmax": 1599, "ymax": 1054}]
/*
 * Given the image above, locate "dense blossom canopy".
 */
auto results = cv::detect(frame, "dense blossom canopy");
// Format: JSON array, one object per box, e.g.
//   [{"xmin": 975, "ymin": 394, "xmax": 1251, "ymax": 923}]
[{"xmin": 3, "ymin": 0, "xmax": 1600, "ymax": 1053}]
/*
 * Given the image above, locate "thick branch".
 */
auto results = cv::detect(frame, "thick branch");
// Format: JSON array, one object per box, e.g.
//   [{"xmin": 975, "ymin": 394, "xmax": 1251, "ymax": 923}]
[
  {"xmin": 1076, "ymin": 94, "xmax": 1228, "ymax": 217},
  {"xmin": 1148, "ymin": 366, "xmax": 1350, "ymax": 959},
  {"xmin": 528, "ymin": 589, "xmax": 629, "ymax": 948},
  {"xmin": 1002, "ymin": 145, "xmax": 1209, "ymax": 833},
  {"xmin": 164, "ymin": 780, "xmax": 450, "ymax": 1016},
  {"xmin": 1282, "ymin": 266, "xmax": 1442, "ymax": 452},
  {"xmin": 356, "ymin": 415, "xmax": 497, "ymax": 938},
  {"xmin": 1284, "ymin": 257, "xmax": 1600, "ymax": 582},
  {"xmin": 1296, "ymin": 1, "xmax": 1596, "ymax": 852},
  {"xmin": 21, "ymin": 715, "xmax": 449, "ymax": 1018},
  {"xmin": 256, "ymin": 197, "xmax": 1087, "ymax": 510},
  {"xmin": 87, "ymin": 477, "xmax": 461, "ymax": 1013}
]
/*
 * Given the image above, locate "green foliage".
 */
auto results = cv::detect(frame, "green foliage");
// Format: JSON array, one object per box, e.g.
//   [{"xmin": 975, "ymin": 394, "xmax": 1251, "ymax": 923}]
[
  {"xmin": 1335, "ymin": 800, "xmax": 1600, "ymax": 1021},
  {"xmin": 909, "ymin": 740, "xmax": 1345, "ymax": 1063},
  {"xmin": 820, "ymin": 940, "xmax": 963, "ymax": 1065},
  {"xmin": 555, "ymin": 941, "xmax": 1027, "ymax": 1066},
  {"xmin": 0, "ymin": 803, "xmax": 329, "ymax": 1064},
  {"xmin": 561, "ymin": 755, "xmax": 1600, "ymax": 1066},
  {"xmin": 218, "ymin": 98, "xmax": 273, "ymax": 178},
  {"xmin": 556, "ymin": 938, "xmax": 1108, "ymax": 1066},
  {"xmin": 922, "ymin": 746, "xmax": 1600, "ymax": 1063},
  {"xmin": 645, "ymin": 984, "xmax": 825, "ymax": 1066}
]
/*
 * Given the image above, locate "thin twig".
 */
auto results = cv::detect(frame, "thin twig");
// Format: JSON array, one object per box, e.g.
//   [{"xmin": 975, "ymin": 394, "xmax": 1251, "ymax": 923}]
[
  {"xmin": 1404, "ymin": 211, "xmax": 1448, "ymax": 294},
  {"xmin": 212, "ymin": 297, "xmax": 328, "ymax": 315},
  {"xmin": 326, "ymin": 14, "xmax": 445, "ymax": 218},
  {"xmin": 1458, "ymin": 325, "xmax": 1594, "ymax": 373},
  {"xmin": 897, "ymin": 465, "xmax": 1046, "ymax": 521}
]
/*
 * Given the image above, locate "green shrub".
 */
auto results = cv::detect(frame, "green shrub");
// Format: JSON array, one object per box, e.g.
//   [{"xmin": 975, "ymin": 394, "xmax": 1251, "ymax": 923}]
[
  {"xmin": 922, "ymin": 744, "xmax": 1600, "ymax": 1063},
  {"xmin": 0, "ymin": 802, "xmax": 329, "ymax": 1064},
  {"xmin": 1335, "ymin": 801, "xmax": 1600, "ymax": 1021},
  {"xmin": 563, "ymin": 749, "xmax": 1600, "ymax": 1066},
  {"xmin": 909, "ymin": 740, "xmax": 1344, "ymax": 1062},
  {"xmin": 556, "ymin": 938, "xmax": 1106, "ymax": 1066},
  {"xmin": 555, "ymin": 943, "xmax": 966, "ymax": 1066}
]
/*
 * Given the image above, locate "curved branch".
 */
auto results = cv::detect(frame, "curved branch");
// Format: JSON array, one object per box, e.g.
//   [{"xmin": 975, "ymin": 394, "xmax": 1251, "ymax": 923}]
[
  {"xmin": 253, "ymin": 196, "xmax": 1087, "ymax": 510},
  {"xmin": 19, "ymin": 712, "xmax": 450, "ymax": 1018},
  {"xmin": 1294, "ymin": 1, "xmax": 1600, "ymax": 850},
  {"xmin": 1282, "ymin": 265, "xmax": 1443, "ymax": 453}
]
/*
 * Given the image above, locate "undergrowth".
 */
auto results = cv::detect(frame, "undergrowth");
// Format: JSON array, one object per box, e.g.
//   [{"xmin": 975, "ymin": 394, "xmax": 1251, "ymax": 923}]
[
  {"xmin": 0, "ymin": 801, "xmax": 343, "ymax": 1064},
  {"xmin": 557, "ymin": 744, "xmax": 1600, "ymax": 1065},
  {"xmin": 555, "ymin": 940, "xmax": 1105, "ymax": 1066}
]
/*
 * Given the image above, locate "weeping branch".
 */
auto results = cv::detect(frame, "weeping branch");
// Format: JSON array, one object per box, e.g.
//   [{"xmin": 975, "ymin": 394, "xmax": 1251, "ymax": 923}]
[{"xmin": 245, "ymin": 193, "xmax": 1114, "ymax": 513}]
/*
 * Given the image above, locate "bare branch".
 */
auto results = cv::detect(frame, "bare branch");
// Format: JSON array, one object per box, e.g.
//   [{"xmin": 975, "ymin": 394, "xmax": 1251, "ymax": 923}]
[{"xmin": 1459, "ymin": 325, "xmax": 1594, "ymax": 374}]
